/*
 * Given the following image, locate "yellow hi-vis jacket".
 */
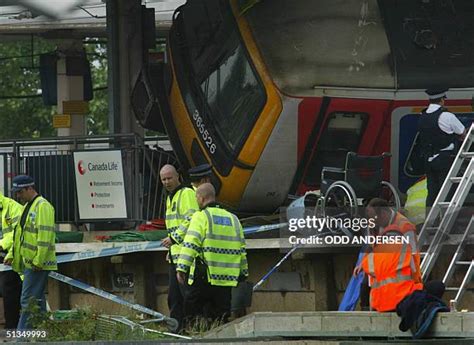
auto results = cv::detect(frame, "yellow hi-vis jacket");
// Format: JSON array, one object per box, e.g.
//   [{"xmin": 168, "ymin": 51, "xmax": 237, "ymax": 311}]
[
  {"xmin": 165, "ymin": 186, "xmax": 198, "ymax": 264},
  {"xmin": 176, "ymin": 204, "xmax": 248, "ymax": 287},
  {"xmin": 0, "ymin": 193, "xmax": 23, "ymax": 252},
  {"xmin": 405, "ymin": 177, "xmax": 427, "ymax": 225},
  {"xmin": 5, "ymin": 195, "xmax": 57, "ymax": 272}
]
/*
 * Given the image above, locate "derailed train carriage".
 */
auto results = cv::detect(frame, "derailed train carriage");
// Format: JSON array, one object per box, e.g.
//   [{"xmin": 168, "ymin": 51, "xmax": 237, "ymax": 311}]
[{"xmin": 134, "ymin": 0, "xmax": 474, "ymax": 212}]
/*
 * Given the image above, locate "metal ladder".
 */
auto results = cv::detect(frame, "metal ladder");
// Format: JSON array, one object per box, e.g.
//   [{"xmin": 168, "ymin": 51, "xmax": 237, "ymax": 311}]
[
  {"xmin": 418, "ymin": 123, "xmax": 474, "ymax": 310},
  {"xmin": 441, "ymin": 217, "xmax": 473, "ymax": 311}
]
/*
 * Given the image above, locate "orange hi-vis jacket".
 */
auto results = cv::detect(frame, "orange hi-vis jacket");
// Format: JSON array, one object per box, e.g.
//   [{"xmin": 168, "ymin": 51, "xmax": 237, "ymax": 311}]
[{"xmin": 361, "ymin": 212, "xmax": 423, "ymax": 311}]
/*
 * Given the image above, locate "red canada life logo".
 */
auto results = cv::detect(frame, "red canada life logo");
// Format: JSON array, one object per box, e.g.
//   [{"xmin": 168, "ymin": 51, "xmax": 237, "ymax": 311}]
[{"xmin": 78, "ymin": 160, "xmax": 87, "ymax": 175}]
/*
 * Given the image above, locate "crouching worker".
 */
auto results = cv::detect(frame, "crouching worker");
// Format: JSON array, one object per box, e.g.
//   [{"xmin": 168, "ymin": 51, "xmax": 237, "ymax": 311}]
[
  {"xmin": 176, "ymin": 183, "xmax": 248, "ymax": 324},
  {"xmin": 354, "ymin": 198, "xmax": 423, "ymax": 312}
]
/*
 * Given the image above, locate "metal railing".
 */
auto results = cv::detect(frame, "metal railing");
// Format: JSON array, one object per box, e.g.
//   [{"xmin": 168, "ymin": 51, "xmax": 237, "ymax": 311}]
[{"xmin": 0, "ymin": 134, "xmax": 178, "ymax": 225}]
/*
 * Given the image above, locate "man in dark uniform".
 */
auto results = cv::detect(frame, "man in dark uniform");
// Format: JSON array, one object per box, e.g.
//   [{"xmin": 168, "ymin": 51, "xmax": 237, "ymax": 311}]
[
  {"xmin": 188, "ymin": 164, "xmax": 212, "ymax": 189},
  {"xmin": 418, "ymin": 88, "xmax": 466, "ymax": 207}
]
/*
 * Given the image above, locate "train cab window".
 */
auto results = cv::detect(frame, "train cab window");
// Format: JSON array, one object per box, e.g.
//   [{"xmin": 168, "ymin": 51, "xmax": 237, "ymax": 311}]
[
  {"xmin": 200, "ymin": 41, "xmax": 265, "ymax": 151},
  {"xmin": 177, "ymin": 0, "xmax": 266, "ymax": 155},
  {"xmin": 304, "ymin": 112, "xmax": 368, "ymax": 187}
]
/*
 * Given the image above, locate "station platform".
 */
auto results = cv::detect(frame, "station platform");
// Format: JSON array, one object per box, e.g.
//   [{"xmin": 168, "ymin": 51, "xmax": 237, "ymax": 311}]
[{"xmin": 204, "ymin": 311, "xmax": 474, "ymax": 340}]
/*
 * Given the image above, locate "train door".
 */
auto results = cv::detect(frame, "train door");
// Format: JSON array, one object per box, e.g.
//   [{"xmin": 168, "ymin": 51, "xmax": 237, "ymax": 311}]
[
  {"xmin": 391, "ymin": 105, "xmax": 474, "ymax": 194},
  {"xmin": 295, "ymin": 97, "xmax": 391, "ymax": 195}
]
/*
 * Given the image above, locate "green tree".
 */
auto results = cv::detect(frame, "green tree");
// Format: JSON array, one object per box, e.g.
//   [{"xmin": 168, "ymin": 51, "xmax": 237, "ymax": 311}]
[
  {"xmin": 85, "ymin": 41, "xmax": 108, "ymax": 135},
  {"xmin": 0, "ymin": 38, "xmax": 55, "ymax": 139},
  {"xmin": 0, "ymin": 37, "xmax": 108, "ymax": 140}
]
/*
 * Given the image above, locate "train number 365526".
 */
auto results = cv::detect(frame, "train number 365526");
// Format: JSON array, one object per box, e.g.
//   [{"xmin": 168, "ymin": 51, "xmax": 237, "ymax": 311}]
[{"xmin": 193, "ymin": 110, "xmax": 217, "ymax": 154}]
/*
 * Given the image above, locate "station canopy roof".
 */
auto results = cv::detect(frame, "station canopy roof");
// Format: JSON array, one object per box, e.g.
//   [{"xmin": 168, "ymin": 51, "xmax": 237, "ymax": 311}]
[{"xmin": 0, "ymin": 0, "xmax": 184, "ymax": 38}]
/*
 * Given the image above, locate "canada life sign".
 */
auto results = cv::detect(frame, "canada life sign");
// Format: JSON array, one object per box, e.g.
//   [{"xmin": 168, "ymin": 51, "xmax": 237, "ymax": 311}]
[{"xmin": 73, "ymin": 150, "xmax": 127, "ymax": 220}]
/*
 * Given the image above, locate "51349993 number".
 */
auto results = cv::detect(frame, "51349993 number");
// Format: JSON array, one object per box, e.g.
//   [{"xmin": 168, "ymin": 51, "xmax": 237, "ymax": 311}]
[{"xmin": 5, "ymin": 330, "xmax": 47, "ymax": 338}]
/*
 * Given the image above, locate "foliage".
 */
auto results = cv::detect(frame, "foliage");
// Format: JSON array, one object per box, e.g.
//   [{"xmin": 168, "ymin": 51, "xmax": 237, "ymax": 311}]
[
  {"xmin": 0, "ymin": 38, "xmax": 55, "ymax": 139},
  {"xmin": 84, "ymin": 41, "xmax": 108, "ymax": 135},
  {"xmin": 0, "ymin": 37, "xmax": 109, "ymax": 140},
  {"xmin": 27, "ymin": 303, "xmax": 170, "ymax": 341},
  {"xmin": 184, "ymin": 316, "xmax": 225, "ymax": 336},
  {"xmin": 25, "ymin": 303, "xmax": 226, "ymax": 340},
  {"xmin": 28, "ymin": 303, "xmax": 97, "ymax": 341}
]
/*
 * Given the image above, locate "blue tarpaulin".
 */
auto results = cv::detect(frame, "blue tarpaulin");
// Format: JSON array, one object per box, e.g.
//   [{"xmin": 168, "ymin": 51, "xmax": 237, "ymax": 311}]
[{"xmin": 338, "ymin": 250, "xmax": 365, "ymax": 311}]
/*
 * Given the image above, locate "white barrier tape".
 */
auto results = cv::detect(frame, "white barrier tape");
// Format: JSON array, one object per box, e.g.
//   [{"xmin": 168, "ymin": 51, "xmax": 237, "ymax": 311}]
[
  {"xmin": 0, "ymin": 222, "xmax": 287, "ymax": 271},
  {"xmin": 53, "ymin": 222, "xmax": 285, "ymax": 263},
  {"xmin": 98, "ymin": 315, "xmax": 191, "ymax": 340},
  {"xmin": 252, "ymin": 230, "xmax": 335, "ymax": 291},
  {"xmin": 56, "ymin": 242, "xmax": 163, "ymax": 264},
  {"xmin": 48, "ymin": 271, "xmax": 179, "ymax": 331},
  {"xmin": 243, "ymin": 222, "xmax": 287, "ymax": 235},
  {"xmin": 0, "ymin": 242, "xmax": 164, "ymax": 272},
  {"xmin": 253, "ymin": 245, "xmax": 300, "ymax": 291}
]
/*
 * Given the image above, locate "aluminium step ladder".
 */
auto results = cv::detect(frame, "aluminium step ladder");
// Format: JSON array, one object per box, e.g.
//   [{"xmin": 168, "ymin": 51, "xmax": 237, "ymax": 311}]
[
  {"xmin": 418, "ymin": 123, "xmax": 474, "ymax": 310},
  {"xmin": 441, "ymin": 217, "xmax": 473, "ymax": 310}
]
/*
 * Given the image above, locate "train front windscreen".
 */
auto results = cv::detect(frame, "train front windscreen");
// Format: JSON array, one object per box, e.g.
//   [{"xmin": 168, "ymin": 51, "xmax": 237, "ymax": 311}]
[{"xmin": 169, "ymin": 0, "xmax": 266, "ymax": 175}]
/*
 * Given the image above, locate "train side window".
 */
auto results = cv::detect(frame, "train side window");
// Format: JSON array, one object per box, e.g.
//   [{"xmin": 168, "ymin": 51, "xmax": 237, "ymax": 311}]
[{"xmin": 303, "ymin": 112, "xmax": 368, "ymax": 187}]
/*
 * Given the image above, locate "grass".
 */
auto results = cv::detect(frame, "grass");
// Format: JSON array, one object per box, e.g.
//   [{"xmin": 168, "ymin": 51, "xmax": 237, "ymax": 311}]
[
  {"xmin": 26, "ymin": 303, "xmax": 173, "ymax": 341},
  {"xmin": 184, "ymin": 316, "xmax": 225, "ymax": 337},
  {"xmin": 25, "ymin": 302, "xmax": 227, "ymax": 341}
]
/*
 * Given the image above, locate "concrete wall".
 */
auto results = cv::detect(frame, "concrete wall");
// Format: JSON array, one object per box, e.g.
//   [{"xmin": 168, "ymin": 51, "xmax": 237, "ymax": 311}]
[{"xmin": 45, "ymin": 249, "xmax": 473, "ymax": 315}]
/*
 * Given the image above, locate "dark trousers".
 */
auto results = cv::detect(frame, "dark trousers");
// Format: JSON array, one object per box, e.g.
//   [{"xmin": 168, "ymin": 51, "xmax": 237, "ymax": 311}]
[
  {"xmin": 184, "ymin": 270, "xmax": 231, "ymax": 323},
  {"xmin": 168, "ymin": 264, "xmax": 186, "ymax": 331},
  {"xmin": 360, "ymin": 274, "xmax": 370, "ymax": 311},
  {"xmin": 424, "ymin": 280, "xmax": 445, "ymax": 299},
  {"xmin": 426, "ymin": 153, "xmax": 453, "ymax": 207},
  {"xmin": 0, "ymin": 271, "xmax": 22, "ymax": 329}
]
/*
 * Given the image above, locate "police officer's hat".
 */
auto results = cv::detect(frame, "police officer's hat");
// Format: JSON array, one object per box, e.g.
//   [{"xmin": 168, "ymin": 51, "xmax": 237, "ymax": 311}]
[
  {"xmin": 11, "ymin": 175, "xmax": 35, "ymax": 193},
  {"xmin": 425, "ymin": 87, "xmax": 449, "ymax": 100},
  {"xmin": 188, "ymin": 164, "xmax": 212, "ymax": 181}
]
